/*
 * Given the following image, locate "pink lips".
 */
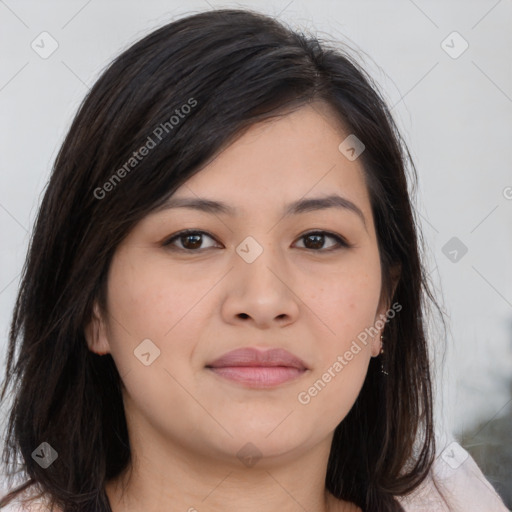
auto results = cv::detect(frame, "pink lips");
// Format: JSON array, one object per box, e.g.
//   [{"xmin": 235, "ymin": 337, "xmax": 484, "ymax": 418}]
[{"xmin": 206, "ymin": 347, "xmax": 308, "ymax": 388}]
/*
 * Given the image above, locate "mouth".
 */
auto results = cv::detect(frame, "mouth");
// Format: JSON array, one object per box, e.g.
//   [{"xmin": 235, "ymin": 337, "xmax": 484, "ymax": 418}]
[{"xmin": 205, "ymin": 347, "xmax": 309, "ymax": 389}]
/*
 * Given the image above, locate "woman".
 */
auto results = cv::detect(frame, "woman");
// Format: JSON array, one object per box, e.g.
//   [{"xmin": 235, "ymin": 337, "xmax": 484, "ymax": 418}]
[{"xmin": 0, "ymin": 8, "xmax": 508, "ymax": 512}]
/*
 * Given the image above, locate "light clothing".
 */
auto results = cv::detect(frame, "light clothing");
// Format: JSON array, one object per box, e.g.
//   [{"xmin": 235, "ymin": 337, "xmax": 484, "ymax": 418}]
[{"xmin": 397, "ymin": 442, "xmax": 510, "ymax": 512}]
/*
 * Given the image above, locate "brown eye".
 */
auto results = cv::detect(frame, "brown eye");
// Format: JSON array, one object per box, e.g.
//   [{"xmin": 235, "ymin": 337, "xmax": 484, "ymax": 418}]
[
  {"xmin": 162, "ymin": 229, "xmax": 350, "ymax": 253},
  {"xmin": 294, "ymin": 231, "xmax": 349, "ymax": 251},
  {"xmin": 163, "ymin": 230, "xmax": 219, "ymax": 251}
]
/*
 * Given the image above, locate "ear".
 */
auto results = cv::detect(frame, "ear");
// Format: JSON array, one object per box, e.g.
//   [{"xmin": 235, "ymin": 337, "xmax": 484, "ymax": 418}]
[
  {"xmin": 372, "ymin": 263, "xmax": 401, "ymax": 357},
  {"xmin": 84, "ymin": 300, "xmax": 111, "ymax": 356}
]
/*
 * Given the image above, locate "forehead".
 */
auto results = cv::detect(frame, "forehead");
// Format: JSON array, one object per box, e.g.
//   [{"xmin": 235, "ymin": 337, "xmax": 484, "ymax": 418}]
[{"xmin": 168, "ymin": 101, "xmax": 372, "ymax": 220}]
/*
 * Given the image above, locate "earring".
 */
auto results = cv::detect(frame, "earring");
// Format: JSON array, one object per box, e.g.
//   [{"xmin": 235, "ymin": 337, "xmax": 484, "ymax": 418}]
[
  {"xmin": 380, "ymin": 334, "xmax": 388, "ymax": 376},
  {"xmin": 92, "ymin": 350, "xmax": 109, "ymax": 356}
]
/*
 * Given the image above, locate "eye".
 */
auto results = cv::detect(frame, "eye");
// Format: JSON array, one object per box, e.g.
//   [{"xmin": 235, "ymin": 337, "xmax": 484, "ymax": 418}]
[
  {"xmin": 162, "ymin": 229, "xmax": 350, "ymax": 253},
  {"xmin": 293, "ymin": 231, "xmax": 350, "ymax": 252},
  {"xmin": 162, "ymin": 230, "xmax": 220, "ymax": 251}
]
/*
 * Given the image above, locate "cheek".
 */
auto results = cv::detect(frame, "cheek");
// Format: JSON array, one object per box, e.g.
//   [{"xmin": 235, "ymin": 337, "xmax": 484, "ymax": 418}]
[
  {"xmin": 295, "ymin": 267, "xmax": 380, "ymax": 422},
  {"xmin": 106, "ymin": 250, "xmax": 196, "ymax": 337},
  {"xmin": 295, "ymin": 254, "xmax": 381, "ymax": 412},
  {"xmin": 104, "ymin": 249, "xmax": 220, "ymax": 383},
  {"xmin": 304, "ymin": 254, "xmax": 382, "ymax": 341},
  {"xmin": 103, "ymin": 252, "xmax": 183, "ymax": 371}
]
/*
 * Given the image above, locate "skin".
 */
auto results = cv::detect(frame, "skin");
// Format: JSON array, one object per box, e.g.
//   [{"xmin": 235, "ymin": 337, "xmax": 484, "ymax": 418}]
[{"xmin": 85, "ymin": 100, "xmax": 399, "ymax": 512}]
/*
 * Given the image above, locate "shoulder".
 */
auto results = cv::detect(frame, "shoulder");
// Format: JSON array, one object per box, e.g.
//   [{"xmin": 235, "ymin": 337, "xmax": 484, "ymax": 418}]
[{"xmin": 397, "ymin": 441, "xmax": 509, "ymax": 512}]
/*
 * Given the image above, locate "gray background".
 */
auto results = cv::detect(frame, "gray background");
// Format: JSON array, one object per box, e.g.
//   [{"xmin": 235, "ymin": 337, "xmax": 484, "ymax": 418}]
[{"xmin": 1, "ymin": 0, "xmax": 511, "ymax": 505}]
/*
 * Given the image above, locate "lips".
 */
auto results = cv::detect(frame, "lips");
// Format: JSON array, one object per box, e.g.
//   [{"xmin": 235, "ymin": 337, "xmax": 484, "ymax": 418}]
[
  {"xmin": 205, "ymin": 347, "xmax": 309, "ymax": 388},
  {"xmin": 206, "ymin": 347, "xmax": 308, "ymax": 370}
]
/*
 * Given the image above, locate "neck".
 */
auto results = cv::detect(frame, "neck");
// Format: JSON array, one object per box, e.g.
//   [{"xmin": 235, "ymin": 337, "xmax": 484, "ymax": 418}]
[{"xmin": 104, "ymin": 440, "xmax": 358, "ymax": 512}]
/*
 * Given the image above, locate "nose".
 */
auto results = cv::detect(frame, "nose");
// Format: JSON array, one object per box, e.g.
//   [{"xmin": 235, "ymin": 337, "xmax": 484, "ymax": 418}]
[{"xmin": 220, "ymin": 240, "xmax": 300, "ymax": 329}]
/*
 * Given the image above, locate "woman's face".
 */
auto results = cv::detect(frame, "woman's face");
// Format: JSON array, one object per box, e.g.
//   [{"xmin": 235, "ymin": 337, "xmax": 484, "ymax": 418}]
[{"xmin": 87, "ymin": 101, "xmax": 392, "ymax": 466}]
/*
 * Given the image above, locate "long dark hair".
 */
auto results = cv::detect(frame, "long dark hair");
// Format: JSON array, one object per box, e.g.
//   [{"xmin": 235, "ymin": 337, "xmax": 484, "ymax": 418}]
[{"xmin": 0, "ymin": 8, "xmax": 445, "ymax": 512}]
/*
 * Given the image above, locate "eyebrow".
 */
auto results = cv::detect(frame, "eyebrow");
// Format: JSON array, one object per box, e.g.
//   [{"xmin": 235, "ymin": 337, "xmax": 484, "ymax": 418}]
[{"xmin": 159, "ymin": 194, "xmax": 367, "ymax": 230}]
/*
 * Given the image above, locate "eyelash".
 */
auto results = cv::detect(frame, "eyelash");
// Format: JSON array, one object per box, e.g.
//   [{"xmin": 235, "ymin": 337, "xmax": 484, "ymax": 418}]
[{"xmin": 162, "ymin": 229, "xmax": 351, "ymax": 253}]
